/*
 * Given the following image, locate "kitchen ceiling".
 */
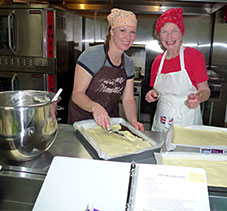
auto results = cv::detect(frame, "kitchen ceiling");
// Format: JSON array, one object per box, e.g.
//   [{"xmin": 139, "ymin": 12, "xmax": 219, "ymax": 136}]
[{"xmin": 35, "ymin": 0, "xmax": 227, "ymax": 15}]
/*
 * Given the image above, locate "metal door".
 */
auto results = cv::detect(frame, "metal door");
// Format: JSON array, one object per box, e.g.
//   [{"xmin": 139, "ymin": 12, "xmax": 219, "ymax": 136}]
[
  {"xmin": 0, "ymin": 71, "xmax": 47, "ymax": 92},
  {"xmin": 0, "ymin": 9, "xmax": 16, "ymax": 56},
  {"xmin": 0, "ymin": 8, "xmax": 45, "ymax": 57}
]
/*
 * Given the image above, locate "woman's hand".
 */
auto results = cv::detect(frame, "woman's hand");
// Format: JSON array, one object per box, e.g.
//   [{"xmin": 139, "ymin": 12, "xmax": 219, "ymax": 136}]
[
  {"xmin": 185, "ymin": 81, "xmax": 211, "ymax": 109},
  {"xmin": 145, "ymin": 89, "xmax": 160, "ymax": 103},
  {"xmin": 131, "ymin": 121, "xmax": 144, "ymax": 132},
  {"xmin": 185, "ymin": 93, "xmax": 201, "ymax": 109},
  {"xmin": 91, "ymin": 103, "xmax": 111, "ymax": 129}
]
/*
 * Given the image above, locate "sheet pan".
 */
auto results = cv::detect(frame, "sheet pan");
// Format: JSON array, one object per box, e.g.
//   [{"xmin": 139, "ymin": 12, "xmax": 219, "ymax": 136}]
[
  {"xmin": 164, "ymin": 124, "xmax": 227, "ymax": 152},
  {"xmin": 155, "ymin": 152, "xmax": 227, "ymax": 189},
  {"xmin": 73, "ymin": 118, "xmax": 163, "ymax": 162},
  {"xmin": 160, "ymin": 125, "xmax": 227, "ymax": 193}
]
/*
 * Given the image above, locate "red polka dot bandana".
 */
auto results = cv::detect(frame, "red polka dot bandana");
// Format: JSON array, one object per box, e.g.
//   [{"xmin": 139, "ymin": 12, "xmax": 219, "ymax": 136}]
[
  {"xmin": 107, "ymin": 8, "xmax": 137, "ymax": 29},
  {"xmin": 156, "ymin": 8, "xmax": 185, "ymax": 35}
]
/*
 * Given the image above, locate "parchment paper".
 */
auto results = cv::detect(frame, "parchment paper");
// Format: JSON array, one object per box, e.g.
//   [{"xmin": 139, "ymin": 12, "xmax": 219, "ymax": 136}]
[
  {"xmin": 155, "ymin": 152, "xmax": 227, "ymax": 187},
  {"xmin": 73, "ymin": 118, "xmax": 163, "ymax": 160},
  {"xmin": 165, "ymin": 124, "xmax": 227, "ymax": 152}
]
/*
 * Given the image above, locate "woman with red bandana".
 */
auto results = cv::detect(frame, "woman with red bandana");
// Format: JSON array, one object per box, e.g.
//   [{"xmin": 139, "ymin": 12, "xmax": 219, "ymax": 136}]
[
  {"xmin": 146, "ymin": 8, "xmax": 210, "ymax": 132},
  {"xmin": 68, "ymin": 8, "xmax": 144, "ymax": 132}
]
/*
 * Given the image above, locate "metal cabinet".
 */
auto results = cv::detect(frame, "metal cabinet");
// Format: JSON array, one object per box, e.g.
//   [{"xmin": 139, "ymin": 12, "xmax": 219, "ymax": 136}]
[
  {"xmin": 119, "ymin": 80, "xmax": 142, "ymax": 121},
  {"xmin": 202, "ymin": 82, "xmax": 227, "ymax": 127}
]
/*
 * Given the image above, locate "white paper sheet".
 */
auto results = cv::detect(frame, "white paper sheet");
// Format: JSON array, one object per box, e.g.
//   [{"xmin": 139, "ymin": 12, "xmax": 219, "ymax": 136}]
[
  {"xmin": 33, "ymin": 156, "xmax": 210, "ymax": 211},
  {"xmin": 132, "ymin": 164, "xmax": 210, "ymax": 211},
  {"xmin": 33, "ymin": 156, "xmax": 131, "ymax": 211}
]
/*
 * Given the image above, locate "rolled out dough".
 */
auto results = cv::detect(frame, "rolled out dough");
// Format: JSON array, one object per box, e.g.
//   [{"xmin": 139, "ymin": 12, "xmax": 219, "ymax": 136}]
[
  {"xmin": 85, "ymin": 124, "xmax": 152, "ymax": 157},
  {"xmin": 173, "ymin": 126, "xmax": 227, "ymax": 146},
  {"xmin": 162, "ymin": 156, "xmax": 227, "ymax": 187}
]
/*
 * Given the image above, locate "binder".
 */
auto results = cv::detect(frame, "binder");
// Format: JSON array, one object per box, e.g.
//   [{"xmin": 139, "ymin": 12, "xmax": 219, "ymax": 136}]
[{"xmin": 33, "ymin": 156, "xmax": 210, "ymax": 211}]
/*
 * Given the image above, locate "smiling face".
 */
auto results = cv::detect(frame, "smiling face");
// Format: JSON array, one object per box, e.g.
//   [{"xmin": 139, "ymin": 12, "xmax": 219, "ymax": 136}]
[
  {"xmin": 110, "ymin": 25, "xmax": 136, "ymax": 51},
  {"xmin": 160, "ymin": 22, "xmax": 182, "ymax": 52}
]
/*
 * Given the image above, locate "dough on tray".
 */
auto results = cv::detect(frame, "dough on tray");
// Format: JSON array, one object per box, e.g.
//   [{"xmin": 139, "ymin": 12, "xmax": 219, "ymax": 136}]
[
  {"xmin": 85, "ymin": 124, "xmax": 152, "ymax": 157},
  {"xmin": 162, "ymin": 155, "xmax": 227, "ymax": 187},
  {"xmin": 173, "ymin": 126, "xmax": 227, "ymax": 146}
]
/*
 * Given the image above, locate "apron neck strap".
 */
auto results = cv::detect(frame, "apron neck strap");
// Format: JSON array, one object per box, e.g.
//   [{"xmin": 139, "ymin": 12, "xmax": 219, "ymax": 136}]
[
  {"xmin": 158, "ymin": 45, "xmax": 185, "ymax": 74},
  {"xmin": 103, "ymin": 44, "xmax": 109, "ymax": 66},
  {"xmin": 104, "ymin": 44, "xmax": 125, "ymax": 69},
  {"xmin": 179, "ymin": 45, "xmax": 185, "ymax": 70},
  {"xmin": 158, "ymin": 51, "xmax": 167, "ymax": 74}
]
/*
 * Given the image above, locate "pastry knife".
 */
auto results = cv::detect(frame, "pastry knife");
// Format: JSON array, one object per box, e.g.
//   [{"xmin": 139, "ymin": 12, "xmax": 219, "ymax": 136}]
[{"xmin": 107, "ymin": 128, "xmax": 125, "ymax": 138}]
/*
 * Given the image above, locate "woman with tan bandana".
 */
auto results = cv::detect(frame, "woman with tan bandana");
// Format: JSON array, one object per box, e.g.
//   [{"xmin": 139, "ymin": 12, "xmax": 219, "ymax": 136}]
[
  {"xmin": 146, "ymin": 8, "xmax": 210, "ymax": 132},
  {"xmin": 68, "ymin": 8, "xmax": 144, "ymax": 132}
]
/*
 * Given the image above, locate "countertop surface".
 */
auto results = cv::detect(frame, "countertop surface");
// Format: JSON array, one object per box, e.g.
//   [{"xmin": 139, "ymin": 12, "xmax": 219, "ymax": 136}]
[
  {"xmin": 1, "ymin": 124, "xmax": 227, "ymax": 211},
  {"xmin": 0, "ymin": 124, "xmax": 166, "ymax": 175}
]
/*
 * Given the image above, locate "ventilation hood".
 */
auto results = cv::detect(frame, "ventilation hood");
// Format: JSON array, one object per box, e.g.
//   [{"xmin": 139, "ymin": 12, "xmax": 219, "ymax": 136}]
[{"xmin": 38, "ymin": 0, "xmax": 227, "ymax": 16}]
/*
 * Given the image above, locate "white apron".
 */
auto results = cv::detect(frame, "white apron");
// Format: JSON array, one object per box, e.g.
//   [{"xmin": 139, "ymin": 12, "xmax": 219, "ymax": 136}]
[{"xmin": 152, "ymin": 46, "xmax": 202, "ymax": 132}]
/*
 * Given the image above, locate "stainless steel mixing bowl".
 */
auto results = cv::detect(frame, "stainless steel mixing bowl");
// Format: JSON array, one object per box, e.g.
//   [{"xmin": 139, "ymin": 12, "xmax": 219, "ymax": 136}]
[{"xmin": 0, "ymin": 90, "xmax": 58, "ymax": 162}]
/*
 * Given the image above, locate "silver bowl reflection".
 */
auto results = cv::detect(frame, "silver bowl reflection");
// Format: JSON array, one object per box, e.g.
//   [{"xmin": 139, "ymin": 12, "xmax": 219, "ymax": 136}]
[{"xmin": 0, "ymin": 90, "xmax": 58, "ymax": 162}]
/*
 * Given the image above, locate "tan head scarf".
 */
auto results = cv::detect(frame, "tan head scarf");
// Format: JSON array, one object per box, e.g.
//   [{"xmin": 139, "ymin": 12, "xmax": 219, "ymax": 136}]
[{"xmin": 107, "ymin": 8, "xmax": 137, "ymax": 29}]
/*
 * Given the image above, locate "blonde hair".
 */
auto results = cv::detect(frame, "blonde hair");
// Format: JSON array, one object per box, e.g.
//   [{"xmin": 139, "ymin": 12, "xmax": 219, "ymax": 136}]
[{"xmin": 105, "ymin": 26, "xmax": 112, "ymax": 44}]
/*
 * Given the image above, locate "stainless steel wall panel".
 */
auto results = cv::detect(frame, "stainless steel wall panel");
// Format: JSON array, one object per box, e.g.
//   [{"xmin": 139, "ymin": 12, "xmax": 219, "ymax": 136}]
[
  {"xmin": 80, "ymin": 9, "xmax": 227, "ymax": 125},
  {"xmin": 83, "ymin": 13, "xmax": 213, "ymax": 116},
  {"xmin": 52, "ymin": 0, "xmax": 227, "ymax": 16},
  {"xmin": 183, "ymin": 15, "xmax": 212, "ymax": 63},
  {"xmin": 84, "ymin": 14, "xmax": 212, "ymax": 70},
  {"xmin": 212, "ymin": 9, "xmax": 227, "ymax": 69},
  {"xmin": 83, "ymin": 15, "xmax": 212, "ymax": 70},
  {"xmin": 73, "ymin": 14, "xmax": 83, "ymax": 52}
]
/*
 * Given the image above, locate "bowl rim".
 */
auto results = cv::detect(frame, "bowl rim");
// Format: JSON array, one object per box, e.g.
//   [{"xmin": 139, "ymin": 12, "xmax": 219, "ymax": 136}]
[{"xmin": 0, "ymin": 90, "xmax": 56, "ymax": 109}]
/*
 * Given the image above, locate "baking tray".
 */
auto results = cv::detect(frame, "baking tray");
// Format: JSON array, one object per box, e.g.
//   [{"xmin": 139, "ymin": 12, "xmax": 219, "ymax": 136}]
[
  {"xmin": 73, "ymin": 118, "xmax": 164, "ymax": 163},
  {"xmin": 160, "ymin": 125, "xmax": 227, "ymax": 196},
  {"xmin": 155, "ymin": 151, "xmax": 227, "ymax": 196},
  {"xmin": 163, "ymin": 124, "xmax": 227, "ymax": 153}
]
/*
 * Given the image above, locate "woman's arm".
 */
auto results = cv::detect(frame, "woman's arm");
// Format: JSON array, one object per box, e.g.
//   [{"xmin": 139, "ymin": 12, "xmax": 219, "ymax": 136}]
[
  {"xmin": 122, "ymin": 78, "xmax": 144, "ymax": 132},
  {"xmin": 72, "ymin": 64, "xmax": 111, "ymax": 128},
  {"xmin": 196, "ymin": 81, "xmax": 211, "ymax": 102},
  {"xmin": 72, "ymin": 64, "xmax": 93, "ymax": 111}
]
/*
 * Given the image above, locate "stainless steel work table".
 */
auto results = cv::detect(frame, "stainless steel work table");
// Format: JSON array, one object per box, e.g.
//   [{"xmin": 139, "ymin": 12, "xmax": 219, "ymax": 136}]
[
  {"xmin": 0, "ymin": 123, "xmax": 166, "ymax": 174},
  {"xmin": 0, "ymin": 124, "xmax": 165, "ymax": 210},
  {"xmin": 0, "ymin": 124, "xmax": 226, "ymax": 211}
]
